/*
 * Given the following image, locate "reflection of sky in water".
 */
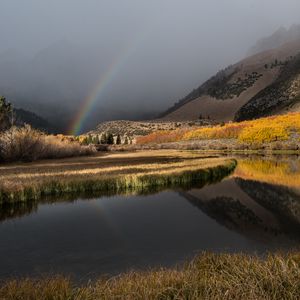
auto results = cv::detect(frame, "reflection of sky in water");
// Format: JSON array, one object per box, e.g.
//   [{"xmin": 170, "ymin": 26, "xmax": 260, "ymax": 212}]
[{"xmin": 0, "ymin": 156, "xmax": 300, "ymax": 281}]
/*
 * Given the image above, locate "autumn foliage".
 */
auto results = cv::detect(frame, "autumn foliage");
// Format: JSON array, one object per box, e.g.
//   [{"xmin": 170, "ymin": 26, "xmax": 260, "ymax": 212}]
[
  {"xmin": 136, "ymin": 113, "xmax": 300, "ymax": 145},
  {"xmin": 136, "ymin": 129, "xmax": 188, "ymax": 144}
]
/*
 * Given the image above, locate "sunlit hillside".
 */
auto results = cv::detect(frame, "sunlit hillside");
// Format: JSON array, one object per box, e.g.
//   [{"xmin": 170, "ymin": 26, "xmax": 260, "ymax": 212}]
[{"xmin": 137, "ymin": 112, "xmax": 300, "ymax": 145}]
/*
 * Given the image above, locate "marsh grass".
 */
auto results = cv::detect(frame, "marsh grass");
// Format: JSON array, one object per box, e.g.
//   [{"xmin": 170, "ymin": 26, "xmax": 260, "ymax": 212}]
[
  {"xmin": 0, "ymin": 150, "xmax": 236, "ymax": 203},
  {"xmin": 1, "ymin": 252, "xmax": 300, "ymax": 300}
]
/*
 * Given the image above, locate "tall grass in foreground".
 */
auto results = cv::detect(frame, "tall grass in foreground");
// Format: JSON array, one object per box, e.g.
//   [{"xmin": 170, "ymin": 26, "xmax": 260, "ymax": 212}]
[
  {"xmin": 0, "ymin": 125, "xmax": 96, "ymax": 162},
  {"xmin": 1, "ymin": 252, "xmax": 299, "ymax": 300}
]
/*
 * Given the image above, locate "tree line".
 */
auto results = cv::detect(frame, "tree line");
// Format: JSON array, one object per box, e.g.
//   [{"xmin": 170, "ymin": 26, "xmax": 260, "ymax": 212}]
[{"xmin": 80, "ymin": 133, "xmax": 131, "ymax": 145}]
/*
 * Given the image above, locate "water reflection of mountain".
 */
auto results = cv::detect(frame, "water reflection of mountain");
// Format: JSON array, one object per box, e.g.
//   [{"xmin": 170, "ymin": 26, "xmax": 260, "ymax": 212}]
[
  {"xmin": 236, "ymin": 178, "xmax": 300, "ymax": 235},
  {"xmin": 182, "ymin": 177, "xmax": 300, "ymax": 244}
]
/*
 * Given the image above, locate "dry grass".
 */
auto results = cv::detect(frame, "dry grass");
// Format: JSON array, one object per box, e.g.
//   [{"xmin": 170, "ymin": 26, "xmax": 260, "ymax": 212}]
[
  {"xmin": 1, "ymin": 252, "xmax": 300, "ymax": 300},
  {"xmin": 0, "ymin": 125, "xmax": 96, "ymax": 162},
  {"xmin": 0, "ymin": 150, "xmax": 236, "ymax": 203}
]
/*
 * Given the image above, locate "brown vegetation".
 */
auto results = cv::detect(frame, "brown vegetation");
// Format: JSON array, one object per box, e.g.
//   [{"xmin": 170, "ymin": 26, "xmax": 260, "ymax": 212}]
[
  {"xmin": 0, "ymin": 125, "xmax": 96, "ymax": 162},
  {"xmin": 0, "ymin": 150, "xmax": 236, "ymax": 203},
  {"xmin": 1, "ymin": 252, "xmax": 299, "ymax": 300}
]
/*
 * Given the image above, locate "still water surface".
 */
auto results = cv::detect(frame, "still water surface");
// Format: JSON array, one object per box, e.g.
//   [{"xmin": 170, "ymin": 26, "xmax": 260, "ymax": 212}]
[{"xmin": 1, "ymin": 155, "xmax": 300, "ymax": 280}]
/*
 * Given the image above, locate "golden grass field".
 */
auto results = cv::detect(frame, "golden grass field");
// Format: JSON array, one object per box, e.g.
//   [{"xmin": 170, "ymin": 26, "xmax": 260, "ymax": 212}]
[
  {"xmin": 0, "ymin": 150, "xmax": 236, "ymax": 203},
  {"xmin": 1, "ymin": 252, "xmax": 300, "ymax": 300}
]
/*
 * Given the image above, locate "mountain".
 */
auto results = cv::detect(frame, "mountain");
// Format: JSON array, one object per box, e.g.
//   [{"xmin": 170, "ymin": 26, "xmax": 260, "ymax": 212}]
[
  {"xmin": 247, "ymin": 24, "xmax": 300, "ymax": 56},
  {"xmin": 160, "ymin": 38, "xmax": 300, "ymax": 123},
  {"xmin": 14, "ymin": 108, "xmax": 57, "ymax": 133}
]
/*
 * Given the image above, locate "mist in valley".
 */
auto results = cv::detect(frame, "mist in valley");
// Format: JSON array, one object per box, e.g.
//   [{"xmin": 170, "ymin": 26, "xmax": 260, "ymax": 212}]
[{"xmin": 0, "ymin": 0, "xmax": 299, "ymax": 133}]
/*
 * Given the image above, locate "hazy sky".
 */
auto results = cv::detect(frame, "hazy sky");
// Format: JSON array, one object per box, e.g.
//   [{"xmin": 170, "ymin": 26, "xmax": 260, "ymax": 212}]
[{"xmin": 0, "ymin": 0, "xmax": 299, "ymax": 130}]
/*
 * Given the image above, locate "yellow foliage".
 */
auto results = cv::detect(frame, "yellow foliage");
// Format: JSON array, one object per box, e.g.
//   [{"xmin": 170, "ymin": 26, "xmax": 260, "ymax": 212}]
[
  {"xmin": 238, "ymin": 126, "xmax": 289, "ymax": 143},
  {"xmin": 137, "ymin": 112, "xmax": 300, "ymax": 145},
  {"xmin": 183, "ymin": 123, "xmax": 247, "ymax": 140},
  {"xmin": 235, "ymin": 159, "xmax": 300, "ymax": 188}
]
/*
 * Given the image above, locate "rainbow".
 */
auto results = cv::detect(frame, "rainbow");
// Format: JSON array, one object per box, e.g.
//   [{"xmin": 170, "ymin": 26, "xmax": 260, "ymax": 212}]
[
  {"xmin": 69, "ymin": 31, "xmax": 148, "ymax": 136},
  {"xmin": 69, "ymin": 58, "xmax": 122, "ymax": 135}
]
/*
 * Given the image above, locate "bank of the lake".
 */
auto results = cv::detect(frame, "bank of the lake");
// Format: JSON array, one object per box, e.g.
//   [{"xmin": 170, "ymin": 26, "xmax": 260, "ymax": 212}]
[
  {"xmin": 1, "ymin": 153, "xmax": 300, "ymax": 299},
  {"xmin": 0, "ymin": 150, "xmax": 237, "ymax": 203},
  {"xmin": 1, "ymin": 252, "xmax": 300, "ymax": 300}
]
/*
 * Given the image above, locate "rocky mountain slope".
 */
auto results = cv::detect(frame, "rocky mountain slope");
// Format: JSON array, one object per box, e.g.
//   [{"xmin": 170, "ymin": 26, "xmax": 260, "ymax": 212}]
[{"xmin": 160, "ymin": 38, "xmax": 300, "ymax": 123}]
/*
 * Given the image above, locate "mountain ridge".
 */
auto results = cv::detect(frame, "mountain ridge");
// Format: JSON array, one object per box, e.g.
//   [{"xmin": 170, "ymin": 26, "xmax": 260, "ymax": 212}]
[{"xmin": 160, "ymin": 38, "xmax": 300, "ymax": 123}]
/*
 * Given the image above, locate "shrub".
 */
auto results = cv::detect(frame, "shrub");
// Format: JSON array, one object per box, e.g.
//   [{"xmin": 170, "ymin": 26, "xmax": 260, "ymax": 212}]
[
  {"xmin": 238, "ymin": 126, "xmax": 289, "ymax": 143},
  {"xmin": 0, "ymin": 125, "xmax": 96, "ymax": 162},
  {"xmin": 136, "ymin": 113, "xmax": 300, "ymax": 146},
  {"xmin": 136, "ymin": 129, "xmax": 188, "ymax": 144}
]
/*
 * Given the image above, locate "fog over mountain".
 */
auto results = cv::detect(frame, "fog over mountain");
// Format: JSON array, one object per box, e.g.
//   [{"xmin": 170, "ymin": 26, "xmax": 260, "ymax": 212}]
[
  {"xmin": 0, "ymin": 0, "xmax": 299, "ymax": 133},
  {"xmin": 248, "ymin": 24, "xmax": 300, "ymax": 56}
]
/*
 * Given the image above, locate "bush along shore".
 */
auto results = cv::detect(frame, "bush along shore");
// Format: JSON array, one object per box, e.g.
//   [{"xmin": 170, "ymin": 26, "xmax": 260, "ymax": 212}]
[
  {"xmin": 0, "ymin": 154, "xmax": 237, "ymax": 204},
  {"xmin": 1, "ymin": 252, "xmax": 300, "ymax": 300}
]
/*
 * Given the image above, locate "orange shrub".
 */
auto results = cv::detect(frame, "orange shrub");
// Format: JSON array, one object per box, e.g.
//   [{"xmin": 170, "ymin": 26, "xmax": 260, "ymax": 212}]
[{"xmin": 136, "ymin": 129, "xmax": 188, "ymax": 144}]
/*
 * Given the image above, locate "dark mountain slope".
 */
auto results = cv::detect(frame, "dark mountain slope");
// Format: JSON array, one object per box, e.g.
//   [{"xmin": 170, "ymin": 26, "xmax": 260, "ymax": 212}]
[
  {"xmin": 160, "ymin": 39, "xmax": 300, "ymax": 122},
  {"xmin": 14, "ymin": 108, "xmax": 57, "ymax": 133},
  {"xmin": 235, "ymin": 54, "xmax": 300, "ymax": 121}
]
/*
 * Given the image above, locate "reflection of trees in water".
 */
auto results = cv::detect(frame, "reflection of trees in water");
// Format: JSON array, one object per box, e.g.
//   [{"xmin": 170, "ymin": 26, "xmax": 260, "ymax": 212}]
[
  {"xmin": 236, "ymin": 178, "xmax": 300, "ymax": 235},
  {"xmin": 234, "ymin": 157, "xmax": 300, "ymax": 188},
  {"xmin": 182, "ymin": 192, "xmax": 284, "ymax": 241},
  {"xmin": 0, "ymin": 165, "xmax": 235, "ymax": 222},
  {"xmin": 182, "ymin": 177, "xmax": 300, "ymax": 242}
]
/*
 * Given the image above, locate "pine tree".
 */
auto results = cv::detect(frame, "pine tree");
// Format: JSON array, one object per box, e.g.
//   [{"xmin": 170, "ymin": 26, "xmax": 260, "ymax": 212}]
[
  {"xmin": 116, "ymin": 134, "xmax": 121, "ymax": 145},
  {"xmin": 101, "ymin": 133, "xmax": 107, "ymax": 144},
  {"xmin": 87, "ymin": 134, "xmax": 93, "ymax": 144},
  {"xmin": 124, "ymin": 136, "xmax": 129, "ymax": 145},
  {"xmin": 107, "ymin": 133, "xmax": 114, "ymax": 145},
  {"xmin": 93, "ymin": 135, "xmax": 100, "ymax": 144},
  {"xmin": 0, "ymin": 96, "xmax": 12, "ymax": 132}
]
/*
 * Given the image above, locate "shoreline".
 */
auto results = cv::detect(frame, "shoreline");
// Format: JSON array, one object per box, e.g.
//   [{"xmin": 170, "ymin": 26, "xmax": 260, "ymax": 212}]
[
  {"xmin": 1, "ymin": 252, "xmax": 299, "ymax": 299},
  {"xmin": 0, "ymin": 150, "xmax": 237, "ymax": 204}
]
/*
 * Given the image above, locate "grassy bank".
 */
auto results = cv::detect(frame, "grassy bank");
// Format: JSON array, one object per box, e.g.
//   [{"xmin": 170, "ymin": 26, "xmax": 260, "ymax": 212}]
[
  {"xmin": 0, "ymin": 150, "xmax": 236, "ymax": 203},
  {"xmin": 1, "ymin": 252, "xmax": 299, "ymax": 300}
]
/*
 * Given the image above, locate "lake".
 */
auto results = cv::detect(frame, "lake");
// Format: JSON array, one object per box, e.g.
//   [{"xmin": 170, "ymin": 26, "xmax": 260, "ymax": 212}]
[{"xmin": 1, "ymin": 155, "xmax": 300, "ymax": 281}]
